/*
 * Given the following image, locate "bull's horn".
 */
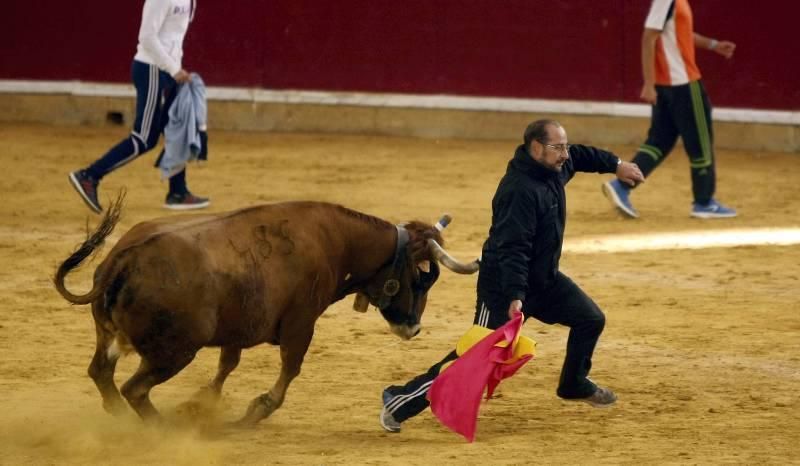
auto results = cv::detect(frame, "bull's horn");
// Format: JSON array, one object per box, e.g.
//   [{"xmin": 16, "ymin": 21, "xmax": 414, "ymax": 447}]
[
  {"xmin": 427, "ymin": 239, "xmax": 480, "ymax": 274},
  {"xmin": 434, "ymin": 214, "xmax": 452, "ymax": 232}
]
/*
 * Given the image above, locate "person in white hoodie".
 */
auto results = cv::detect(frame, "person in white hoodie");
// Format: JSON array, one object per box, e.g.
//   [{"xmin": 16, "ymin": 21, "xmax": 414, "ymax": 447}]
[{"xmin": 69, "ymin": 0, "xmax": 209, "ymax": 213}]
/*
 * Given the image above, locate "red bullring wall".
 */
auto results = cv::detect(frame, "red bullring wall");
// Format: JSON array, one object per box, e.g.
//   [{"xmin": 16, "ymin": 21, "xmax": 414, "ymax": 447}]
[{"xmin": 1, "ymin": 0, "xmax": 798, "ymax": 110}]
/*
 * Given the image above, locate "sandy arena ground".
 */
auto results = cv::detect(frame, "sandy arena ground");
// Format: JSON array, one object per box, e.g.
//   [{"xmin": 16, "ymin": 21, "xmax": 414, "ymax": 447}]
[{"xmin": 0, "ymin": 122, "xmax": 798, "ymax": 465}]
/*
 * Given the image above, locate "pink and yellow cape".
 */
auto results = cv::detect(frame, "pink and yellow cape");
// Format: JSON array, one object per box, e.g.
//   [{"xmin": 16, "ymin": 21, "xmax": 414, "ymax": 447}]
[{"xmin": 428, "ymin": 311, "xmax": 535, "ymax": 442}]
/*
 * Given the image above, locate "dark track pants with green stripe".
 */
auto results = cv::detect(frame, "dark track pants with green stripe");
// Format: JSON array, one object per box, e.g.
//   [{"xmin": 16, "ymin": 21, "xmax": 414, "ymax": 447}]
[{"xmin": 629, "ymin": 80, "xmax": 716, "ymax": 205}]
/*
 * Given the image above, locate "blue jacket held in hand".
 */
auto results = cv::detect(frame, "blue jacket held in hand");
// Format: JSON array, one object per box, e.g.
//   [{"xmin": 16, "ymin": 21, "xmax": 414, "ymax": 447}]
[{"xmin": 160, "ymin": 72, "xmax": 207, "ymax": 179}]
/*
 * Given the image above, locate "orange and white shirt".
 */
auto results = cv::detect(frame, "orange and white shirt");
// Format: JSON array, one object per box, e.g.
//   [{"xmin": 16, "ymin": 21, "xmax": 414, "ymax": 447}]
[{"xmin": 645, "ymin": 0, "xmax": 701, "ymax": 86}]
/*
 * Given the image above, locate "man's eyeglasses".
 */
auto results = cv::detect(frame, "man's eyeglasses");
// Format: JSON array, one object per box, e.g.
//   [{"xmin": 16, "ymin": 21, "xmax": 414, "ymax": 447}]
[{"xmin": 537, "ymin": 141, "xmax": 571, "ymax": 154}]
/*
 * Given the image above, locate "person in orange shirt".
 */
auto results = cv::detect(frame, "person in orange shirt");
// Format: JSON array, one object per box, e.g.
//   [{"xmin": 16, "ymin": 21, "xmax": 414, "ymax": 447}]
[{"xmin": 602, "ymin": 0, "xmax": 737, "ymax": 219}]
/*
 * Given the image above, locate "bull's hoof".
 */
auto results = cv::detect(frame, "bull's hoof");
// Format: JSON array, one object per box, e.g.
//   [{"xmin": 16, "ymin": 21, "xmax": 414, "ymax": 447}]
[
  {"xmin": 229, "ymin": 394, "xmax": 277, "ymax": 428},
  {"xmin": 226, "ymin": 411, "xmax": 264, "ymax": 430},
  {"xmin": 225, "ymin": 418, "xmax": 259, "ymax": 430},
  {"xmin": 175, "ymin": 400, "xmax": 209, "ymax": 418},
  {"xmin": 190, "ymin": 386, "xmax": 222, "ymax": 405},
  {"xmin": 102, "ymin": 399, "xmax": 128, "ymax": 416}
]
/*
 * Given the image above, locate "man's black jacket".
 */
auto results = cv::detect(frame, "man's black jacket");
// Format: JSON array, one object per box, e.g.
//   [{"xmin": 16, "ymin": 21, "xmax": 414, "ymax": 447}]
[{"xmin": 477, "ymin": 144, "xmax": 619, "ymax": 307}]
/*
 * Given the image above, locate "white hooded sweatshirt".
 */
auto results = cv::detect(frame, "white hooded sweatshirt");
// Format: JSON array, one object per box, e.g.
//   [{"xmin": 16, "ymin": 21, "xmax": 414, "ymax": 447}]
[{"xmin": 133, "ymin": 0, "xmax": 195, "ymax": 77}]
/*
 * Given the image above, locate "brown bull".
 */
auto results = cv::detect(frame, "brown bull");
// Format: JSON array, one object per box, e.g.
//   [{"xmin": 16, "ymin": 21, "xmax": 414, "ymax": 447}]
[{"xmin": 54, "ymin": 194, "xmax": 478, "ymax": 426}]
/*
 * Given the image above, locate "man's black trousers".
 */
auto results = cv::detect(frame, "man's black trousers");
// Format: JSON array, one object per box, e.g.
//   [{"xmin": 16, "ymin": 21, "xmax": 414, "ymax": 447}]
[{"xmin": 383, "ymin": 271, "xmax": 606, "ymax": 423}]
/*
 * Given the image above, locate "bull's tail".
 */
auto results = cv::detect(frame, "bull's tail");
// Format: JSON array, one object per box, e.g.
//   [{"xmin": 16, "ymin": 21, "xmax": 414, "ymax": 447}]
[{"xmin": 54, "ymin": 190, "xmax": 126, "ymax": 305}]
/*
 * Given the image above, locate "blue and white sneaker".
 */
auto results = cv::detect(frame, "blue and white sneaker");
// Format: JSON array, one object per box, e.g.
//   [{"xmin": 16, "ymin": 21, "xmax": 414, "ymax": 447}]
[
  {"xmin": 602, "ymin": 179, "xmax": 639, "ymax": 218},
  {"xmin": 380, "ymin": 389, "xmax": 402, "ymax": 433},
  {"xmin": 691, "ymin": 199, "xmax": 737, "ymax": 218}
]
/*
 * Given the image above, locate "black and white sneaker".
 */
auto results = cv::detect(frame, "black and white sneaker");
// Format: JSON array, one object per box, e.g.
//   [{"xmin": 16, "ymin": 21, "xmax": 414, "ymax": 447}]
[
  {"xmin": 163, "ymin": 191, "xmax": 210, "ymax": 210},
  {"xmin": 68, "ymin": 170, "xmax": 102, "ymax": 214},
  {"xmin": 380, "ymin": 389, "xmax": 402, "ymax": 433}
]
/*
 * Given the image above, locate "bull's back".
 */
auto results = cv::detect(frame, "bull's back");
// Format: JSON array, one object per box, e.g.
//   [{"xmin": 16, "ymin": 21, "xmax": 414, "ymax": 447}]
[
  {"xmin": 103, "ymin": 203, "xmax": 344, "ymax": 346},
  {"xmin": 109, "ymin": 202, "xmax": 343, "ymax": 285}
]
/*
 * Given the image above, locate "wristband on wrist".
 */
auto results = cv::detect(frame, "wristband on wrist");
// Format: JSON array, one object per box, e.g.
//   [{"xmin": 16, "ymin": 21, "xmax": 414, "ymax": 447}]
[{"xmin": 709, "ymin": 39, "xmax": 718, "ymax": 50}]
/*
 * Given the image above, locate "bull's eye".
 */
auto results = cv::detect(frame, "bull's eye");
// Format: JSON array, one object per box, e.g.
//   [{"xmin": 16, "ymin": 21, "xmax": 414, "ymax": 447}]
[{"xmin": 383, "ymin": 279, "xmax": 400, "ymax": 296}]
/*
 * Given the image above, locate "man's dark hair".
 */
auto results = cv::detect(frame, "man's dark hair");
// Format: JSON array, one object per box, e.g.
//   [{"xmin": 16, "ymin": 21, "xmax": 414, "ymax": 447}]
[{"xmin": 523, "ymin": 119, "xmax": 561, "ymax": 147}]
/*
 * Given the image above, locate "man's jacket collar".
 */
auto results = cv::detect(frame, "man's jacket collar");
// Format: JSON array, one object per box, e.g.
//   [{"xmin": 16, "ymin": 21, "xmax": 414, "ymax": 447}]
[{"xmin": 509, "ymin": 144, "xmax": 559, "ymax": 180}]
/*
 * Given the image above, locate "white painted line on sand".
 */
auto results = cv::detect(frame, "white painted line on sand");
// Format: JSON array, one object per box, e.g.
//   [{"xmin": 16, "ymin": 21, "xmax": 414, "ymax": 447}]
[{"xmin": 566, "ymin": 228, "xmax": 800, "ymax": 254}]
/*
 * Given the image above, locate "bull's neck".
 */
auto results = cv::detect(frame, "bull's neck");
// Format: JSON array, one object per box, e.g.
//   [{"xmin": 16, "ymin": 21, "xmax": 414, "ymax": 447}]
[
  {"xmin": 347, "ymin": 223, "xmax": 397, "ymax": 279},
  {"xmin": 336, "ymin": 209, "xmax": 398, "ymax": 281}
]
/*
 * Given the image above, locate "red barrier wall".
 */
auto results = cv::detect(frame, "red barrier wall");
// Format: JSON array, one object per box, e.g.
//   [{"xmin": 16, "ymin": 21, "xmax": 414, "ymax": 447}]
[{"xmin": 2, "ymin": 1, "xmax": 798, "ymax": 110}]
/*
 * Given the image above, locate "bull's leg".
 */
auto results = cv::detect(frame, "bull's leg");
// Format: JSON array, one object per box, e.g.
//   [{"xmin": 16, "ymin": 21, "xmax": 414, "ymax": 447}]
[
  {"xmin": 87, "ymin": 320, "xmax": 126, "ymax": 415},
  {"xmin": 189, "ymin": 346, "xmax": 242, "ymax": 404},
  {"xmin": 209, "ymin": 346, "xmax": 242, "ymax": 395},
  {"xmin": 234, "ymin": 326, "xmax": 314, "ymax": 427},
  {"xmin": 120, "ymin": 351, "xmax": 197, "ymax": 422}
]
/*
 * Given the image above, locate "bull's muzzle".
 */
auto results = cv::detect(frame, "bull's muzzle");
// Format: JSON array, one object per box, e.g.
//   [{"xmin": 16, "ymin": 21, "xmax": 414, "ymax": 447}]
[{"xmin": 389, "ymin": 322, "xmax": 421, "ymax": 340}]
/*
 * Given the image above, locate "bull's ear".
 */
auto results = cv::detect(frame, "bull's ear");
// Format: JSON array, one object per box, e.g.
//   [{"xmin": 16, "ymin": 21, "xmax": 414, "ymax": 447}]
[
  {"xmin": 418, "ymin": 260, "xmax": 431, "ymax": 273},
  {"xmin": 353, "ymin": 292, "xmax": 370, "ymax": 312}
]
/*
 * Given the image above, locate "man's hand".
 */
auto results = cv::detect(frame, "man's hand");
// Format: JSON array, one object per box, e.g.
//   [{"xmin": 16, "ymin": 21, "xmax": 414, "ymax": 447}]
[
  {"xmin": 640, "ymin": 83, "xmax": 657, "ymax": 104},
  {"xmin": 174, "ymin": 69, "xmax": 192, "ymax": 83},
  {"xmin": 713, "ymin": 40, "xmax": 736, "ymax": 59},
  {"xmin": 507, "ymin": 300, "xmax": 523, "ymax": 320},
  {"xmin": 617, "ymin": 161, "xmax": 645, "ymax": 187}
]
